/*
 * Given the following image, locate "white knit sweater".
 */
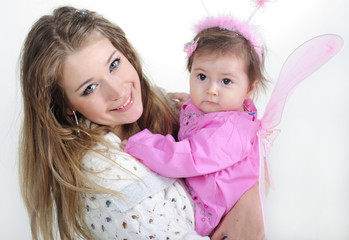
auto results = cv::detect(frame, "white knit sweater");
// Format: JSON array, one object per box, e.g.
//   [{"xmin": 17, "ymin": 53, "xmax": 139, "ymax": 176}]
[{"xmin": 82, "ymin": 132, "xmax": 209, "ymax": 240}]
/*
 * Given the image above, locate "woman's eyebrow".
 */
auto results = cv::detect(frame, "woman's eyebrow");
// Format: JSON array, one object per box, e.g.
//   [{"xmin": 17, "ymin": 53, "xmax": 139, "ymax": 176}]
[
  {"xmin": 74, "ymin": 50, "xmax": 118, "ymax": 93},
  {"xmin": 75, "ymin": 78, "xmax": 93, "ymax": 93},
  {"xmin": 106, "ymin": 50, "xmax": 117, "ymax": 65}
]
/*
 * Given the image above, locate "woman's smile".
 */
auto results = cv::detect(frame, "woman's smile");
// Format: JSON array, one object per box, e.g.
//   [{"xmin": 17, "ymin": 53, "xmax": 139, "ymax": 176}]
[{"xmin": 111, "ymin": 91, "xmax": 134, "ymax": 112}]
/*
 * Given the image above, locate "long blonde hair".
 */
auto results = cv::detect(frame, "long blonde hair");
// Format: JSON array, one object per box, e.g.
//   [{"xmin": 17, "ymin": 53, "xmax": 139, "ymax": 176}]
[{"xmin": 19, "ymin": 6, "xmax": 178, "ymax": 239}]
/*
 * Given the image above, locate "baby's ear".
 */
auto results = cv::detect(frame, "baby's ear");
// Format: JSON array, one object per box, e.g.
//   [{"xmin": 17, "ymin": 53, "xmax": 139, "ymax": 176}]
[{"xmin": 247, "ymin": 80, "xmax": 258, "ymax": 98}]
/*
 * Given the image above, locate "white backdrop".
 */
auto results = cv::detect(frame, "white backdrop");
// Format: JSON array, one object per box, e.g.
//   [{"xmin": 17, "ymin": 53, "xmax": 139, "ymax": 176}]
[{"xmin": 1, "ymin": 0, "xmax": 348, "ymax": 239}]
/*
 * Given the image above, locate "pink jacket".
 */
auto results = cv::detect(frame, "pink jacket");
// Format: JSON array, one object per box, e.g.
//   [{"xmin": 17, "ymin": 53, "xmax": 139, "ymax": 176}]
[{"xmin": 125, "ymin": 99, "xmax": 260, "ymax": 236}]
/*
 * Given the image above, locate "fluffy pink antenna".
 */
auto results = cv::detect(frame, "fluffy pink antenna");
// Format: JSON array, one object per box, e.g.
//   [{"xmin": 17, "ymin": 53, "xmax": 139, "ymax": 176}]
[
  {"xmin": 253, "ymin": 0, "xmax": 272, "ymax": 7},
  {"xmin": 248, "ymin": 0, "xmax": 272, "ymax": 21},
  {"xmin": 194, "ymin": 15, "xmax": 263, "ymax": 61}
]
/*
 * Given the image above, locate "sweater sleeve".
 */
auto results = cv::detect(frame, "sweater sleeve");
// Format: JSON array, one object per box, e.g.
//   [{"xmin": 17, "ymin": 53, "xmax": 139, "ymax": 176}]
[{"xmin": 125, "ymin": 117, "xmax": 250, "ymax": 178}]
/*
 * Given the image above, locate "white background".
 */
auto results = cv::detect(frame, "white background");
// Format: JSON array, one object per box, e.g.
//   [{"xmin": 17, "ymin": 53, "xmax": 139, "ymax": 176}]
[{"xmin": 1, "ymin": 0, "xmax": 348, "ymax": 239}]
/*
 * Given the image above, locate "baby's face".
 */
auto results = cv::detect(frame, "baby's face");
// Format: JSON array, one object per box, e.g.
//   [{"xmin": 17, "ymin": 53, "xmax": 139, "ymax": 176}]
[{"xmin": 189, "ymin": 53, "xmax": 253, "ymax": 113}]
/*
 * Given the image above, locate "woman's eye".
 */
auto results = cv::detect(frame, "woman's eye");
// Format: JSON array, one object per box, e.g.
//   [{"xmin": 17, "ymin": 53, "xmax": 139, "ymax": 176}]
[
  {"xmin": 197, "ymin": 74, "xmax": 207, "ymax": 81},
  {"xmin": 82, "ymin": 84, "xmax": 97, "ymax": 96},
  {"xmin": 222, "ymin": 78, "xmax": 232, "ymax": 85},
  {"xmin": 110, "ymin": 58, "xmax": 121, "ymax": 72}
]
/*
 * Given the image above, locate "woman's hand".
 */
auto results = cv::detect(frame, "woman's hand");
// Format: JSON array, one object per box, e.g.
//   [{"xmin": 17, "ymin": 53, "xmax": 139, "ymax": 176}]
[{"xmin": 211, "ymin": 182, "xmax": 265, "ymax": 240}]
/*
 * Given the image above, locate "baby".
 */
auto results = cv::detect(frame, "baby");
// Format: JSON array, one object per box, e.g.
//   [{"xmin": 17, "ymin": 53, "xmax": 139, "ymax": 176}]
[{"xmin": 125, "ymin": 15, "xmax": 267, "ymax": 236}]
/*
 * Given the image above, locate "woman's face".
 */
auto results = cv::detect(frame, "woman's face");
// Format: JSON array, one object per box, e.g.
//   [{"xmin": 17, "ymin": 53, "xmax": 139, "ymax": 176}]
[{"xmin": 61, "ymin": 32, "xmax": 143, "ymax": 131}]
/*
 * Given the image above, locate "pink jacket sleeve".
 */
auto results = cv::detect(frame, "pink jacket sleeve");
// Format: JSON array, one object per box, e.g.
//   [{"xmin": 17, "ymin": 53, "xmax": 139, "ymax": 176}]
[{"xmin": 124, "ymin": 118, "xmax": 254, "ymax": 178}]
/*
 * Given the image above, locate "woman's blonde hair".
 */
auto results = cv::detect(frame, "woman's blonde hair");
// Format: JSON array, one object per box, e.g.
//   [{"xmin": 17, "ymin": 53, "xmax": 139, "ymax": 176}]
[{"xmin": 19, "ymin": 6, "xmax": 178, "ymax": 239}]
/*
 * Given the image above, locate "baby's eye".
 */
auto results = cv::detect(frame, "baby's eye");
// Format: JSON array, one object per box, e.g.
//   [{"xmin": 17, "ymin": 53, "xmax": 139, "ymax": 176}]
[
  {"xmin": 82, "ymin": 84, "xmax": 97, "ymax": 96},
  {"xmin": 110, "ymin": 58, "xmax": 121, "ymax": 72},
  {"xmin": 197, "ymin": 74, "xmax": 207, "ymax": 81},
  {"xmin": 222, "ymin": 78, "xmax": 232, "ymax": 85}
]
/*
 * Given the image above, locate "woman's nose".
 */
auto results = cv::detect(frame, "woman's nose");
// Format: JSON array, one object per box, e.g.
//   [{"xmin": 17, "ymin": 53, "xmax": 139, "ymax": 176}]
[{"xmin": 104, "ymin": 77, "xmax": 126, "ymax": 100}]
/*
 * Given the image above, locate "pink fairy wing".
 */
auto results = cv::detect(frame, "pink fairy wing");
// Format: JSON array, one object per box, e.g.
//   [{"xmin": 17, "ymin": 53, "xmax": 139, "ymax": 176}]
[
  {"xmin": 261, "ymin": 34, "xmax": 344, "ymax": 130},
  {"xmin": 258, "ymin": 34, "xmax": 343, "ymax": 233}
]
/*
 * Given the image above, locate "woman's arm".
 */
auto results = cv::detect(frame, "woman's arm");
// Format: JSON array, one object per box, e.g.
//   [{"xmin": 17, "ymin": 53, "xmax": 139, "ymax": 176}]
[
  {"xmin": 211, "ymin": 182, "xmax": 265, "ymax": 240},
  {"xmin": 83, "ymin": 133, "xmax": 210, "ymax": 239},
  {"xmin": 84, "ymin": 184, "xmax": 210, "ymax": 240}
]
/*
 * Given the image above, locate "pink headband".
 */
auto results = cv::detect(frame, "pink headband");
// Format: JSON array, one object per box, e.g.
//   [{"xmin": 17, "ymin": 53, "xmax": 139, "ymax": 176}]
[{"xmin": 184, "ymin": 15, "xmax": 264, "ymax": 61}]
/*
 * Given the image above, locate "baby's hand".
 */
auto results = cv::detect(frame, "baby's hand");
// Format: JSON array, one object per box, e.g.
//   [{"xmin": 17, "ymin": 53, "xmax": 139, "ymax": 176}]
[
  {"xmin": 166, "ymin": 92, "xmax": 190, "ymax": 110},
  {"xmin": 120, "ymin": 140, "xmax": 128, "ymax": 151}
]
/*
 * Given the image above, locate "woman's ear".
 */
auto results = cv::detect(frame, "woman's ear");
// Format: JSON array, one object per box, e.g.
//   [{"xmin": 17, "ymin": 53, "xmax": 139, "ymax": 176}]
[
  {"xmin": 55, "ymin": 94, "xmax": 74, "ymax": 115},
  {"xmin": 66, "ymin": 107, "xmax": 74, "ymax": 116}
]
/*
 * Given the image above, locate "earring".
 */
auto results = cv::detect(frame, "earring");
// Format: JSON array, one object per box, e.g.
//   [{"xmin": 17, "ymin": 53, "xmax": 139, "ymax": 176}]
[{"xmin": 72, "ymin": 110, "xmax": 80, "ymax": 136}]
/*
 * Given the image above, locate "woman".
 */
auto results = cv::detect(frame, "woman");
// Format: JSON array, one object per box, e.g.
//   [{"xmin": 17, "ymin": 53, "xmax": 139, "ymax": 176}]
[{"xmin": 19, "ymin": 6, "xmax": 264, "ymax": 239}]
